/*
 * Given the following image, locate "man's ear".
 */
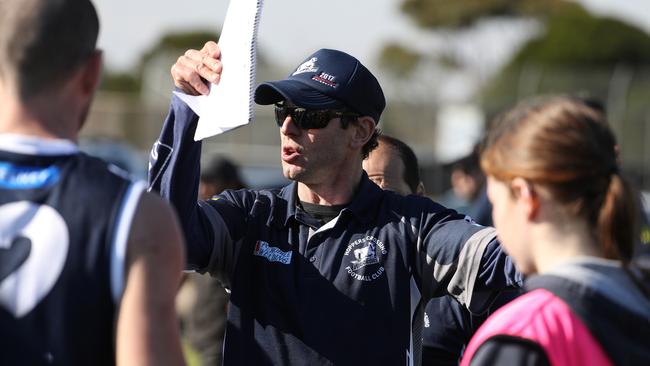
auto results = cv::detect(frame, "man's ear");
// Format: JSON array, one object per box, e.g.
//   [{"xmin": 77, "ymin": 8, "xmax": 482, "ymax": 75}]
[
  {"xmin": 80, "ymin": 50, "xmax": 103, "ymax": 97},
  {"xmin": 350, "ymin": 116, "xmax": 375, "ymax": 150},
  {"xmin": 415, "ymin": 181, "xmax": 425, "ymax": 196},
  {"xmin": 511, "ymin": 177, "xmax": 539, "ymax": 219}
]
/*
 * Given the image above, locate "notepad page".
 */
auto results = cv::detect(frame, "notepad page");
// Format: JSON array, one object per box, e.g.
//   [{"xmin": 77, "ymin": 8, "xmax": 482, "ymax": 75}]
[{"xmin": 175, "ymin": 0, "xmax": 264, "ymax": 140}]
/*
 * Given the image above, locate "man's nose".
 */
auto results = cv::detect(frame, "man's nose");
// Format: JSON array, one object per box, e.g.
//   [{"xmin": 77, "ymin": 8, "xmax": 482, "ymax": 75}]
[{"xmin": 280, "ymin": 116, "xmax": 300, "ymax": 136}]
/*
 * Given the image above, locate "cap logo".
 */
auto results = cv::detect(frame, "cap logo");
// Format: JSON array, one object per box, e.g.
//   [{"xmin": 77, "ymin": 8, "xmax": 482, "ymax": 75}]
[
  {"xmin": 312, "ymin": 72, "xmax": 338, "ymax": 88},
  {"xmin": 292, "ymin": 57, "xmax": 319, "ymax": 75}
]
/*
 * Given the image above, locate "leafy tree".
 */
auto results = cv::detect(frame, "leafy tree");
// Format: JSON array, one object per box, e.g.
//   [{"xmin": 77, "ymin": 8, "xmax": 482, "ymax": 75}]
[
  {"xmin": 400, "ymin": 0, "xmax": 567, "ymax": 29},
  {"xmin": 391, "ymin": 0, "xmax": 650, "ymax": 187},
  {"xmin": 101, "ymin": 72, "xmax": 141, "ymax": 93},
  {"xmin": 101, "ymin": 30, "xmax": 218, "ymax": 93},
  {"xmin": 378, "ymin": 43, "xmax": 421, "ymax": 76},
  {"xmin": 483, "ymin": 5, "xmax": 650, "ymax": 110},
  {"xmin": 403, "ymin": 0, "xmax": 519, "ymax": 29},
  {"xmin": 509, "ymin": 6, "xmax": 650, "ymax": 67},
  {"xmin": 382, "ymin": 0, "xmax": 650, "ymax": 75},
  {"xmin": 139, "ymin": 31, "xmax": 218, "ymax": 68}
]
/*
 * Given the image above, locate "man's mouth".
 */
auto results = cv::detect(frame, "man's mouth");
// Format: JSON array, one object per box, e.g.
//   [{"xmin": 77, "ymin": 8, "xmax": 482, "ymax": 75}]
[{"xmin": 281, "ymin": 146, "xmax": 302, "ymax": 163}]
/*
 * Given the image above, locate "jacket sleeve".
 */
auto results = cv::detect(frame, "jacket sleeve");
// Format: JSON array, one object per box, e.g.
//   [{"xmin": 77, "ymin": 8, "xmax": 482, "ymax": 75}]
[
  {"xmin": 421, "ymin": 296, "xmax": 473, "ymax": 366},
  {"xmin": 414, "ymin": 198, "xmax": 523, "ymax": 314},
  {"xmin": 422, "ymin": 288, "xmax": 523, "ymax": 365},
  {"xmin": 147, "ymin": 94, "xmax": 242, "ymax": 280}
]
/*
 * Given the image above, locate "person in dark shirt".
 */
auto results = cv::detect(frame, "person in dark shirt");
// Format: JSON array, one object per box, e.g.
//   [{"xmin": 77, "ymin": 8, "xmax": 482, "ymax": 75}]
[
  {"xmin": 363, "ymin": 135, "xmax": 425, "ymax": 196},
  {"xmin": 0, "ymin": 1, "xmax": 186, "ymax": 365},
  {"xmin": 363, "ymin": 135, "xmax": 519, "ymax": 366},
  {"xmin": 439, "ymin": 146, "xmax": 493, "ymax": 227},
  {"xmin": 149, "ymin": 41, "xmax": 521, "ymax": 365}
]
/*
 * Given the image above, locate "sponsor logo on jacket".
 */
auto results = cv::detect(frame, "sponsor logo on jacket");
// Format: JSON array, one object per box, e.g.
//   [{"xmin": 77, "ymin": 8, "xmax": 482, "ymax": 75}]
[{"xmin": 253, "ymin": 240, "xmax": 292, "ymax": 265}]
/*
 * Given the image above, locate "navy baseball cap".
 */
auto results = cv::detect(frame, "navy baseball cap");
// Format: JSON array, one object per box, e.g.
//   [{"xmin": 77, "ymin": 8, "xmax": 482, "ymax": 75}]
[{"xmin": 254, "ymin": 49, "xmax": 386, "ymax": 123}]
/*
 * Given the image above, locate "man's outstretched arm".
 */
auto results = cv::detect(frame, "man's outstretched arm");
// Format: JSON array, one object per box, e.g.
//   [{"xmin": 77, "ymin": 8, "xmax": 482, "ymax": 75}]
[
  {"xmin": 148, "ymin": 41, "xmax": 245, "ymax": 279},
  {"xmin": 116, "ymin": 192, "xmax": 186, "ymax": 366},
  {"xmin": 148, "ymin": 41, "xmax": 224, "ymax": 271}
]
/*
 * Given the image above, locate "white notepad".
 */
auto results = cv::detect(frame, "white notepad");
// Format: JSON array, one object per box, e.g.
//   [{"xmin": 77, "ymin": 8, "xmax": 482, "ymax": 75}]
[{"xmin": 174, "ymin": 0, "xmax": 264, "ymax": 141}]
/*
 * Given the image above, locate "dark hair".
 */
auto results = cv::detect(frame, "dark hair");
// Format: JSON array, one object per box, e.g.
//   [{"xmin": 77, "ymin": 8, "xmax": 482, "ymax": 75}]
[
  {"xmin": 375, "ymin": 135, "xmax": 421, "ymax": 193},
  {"xmin": 201, "ymin": 157, "xmax": 245, "ymax": 191},
  {"xmin": 481, "ymin": 96, "xmax": 638, "ymax": 261},
  {"xmin": 0, "ymin": 0, "xmax": 99, "ymax": 100},
  {"xmin": 340, "ymin": 115, "xmax": 380, "ymax": 160}
]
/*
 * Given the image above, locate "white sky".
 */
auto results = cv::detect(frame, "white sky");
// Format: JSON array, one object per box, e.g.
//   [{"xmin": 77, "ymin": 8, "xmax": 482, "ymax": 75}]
[{"xmin": 96, "ymin": 0, "xmax": 650, "ymax": 74}]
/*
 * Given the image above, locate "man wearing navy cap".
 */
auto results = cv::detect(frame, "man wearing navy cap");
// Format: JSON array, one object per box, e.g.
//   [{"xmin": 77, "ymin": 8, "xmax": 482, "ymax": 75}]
[{"xmin": 150, "ymin": 41, "xmax": 521, "ymax": 365}]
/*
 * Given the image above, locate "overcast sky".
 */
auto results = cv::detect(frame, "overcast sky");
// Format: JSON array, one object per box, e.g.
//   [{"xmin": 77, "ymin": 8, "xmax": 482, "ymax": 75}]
[{"xmin": 96, "ymin": 0, "xmax": 650, "ymax": 74}]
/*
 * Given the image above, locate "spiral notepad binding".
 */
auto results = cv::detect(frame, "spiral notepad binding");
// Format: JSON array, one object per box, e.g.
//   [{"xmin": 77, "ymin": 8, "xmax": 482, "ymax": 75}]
[{"xmin": 248, "ymin": 0, "xmax": 264, "ymax": 123}]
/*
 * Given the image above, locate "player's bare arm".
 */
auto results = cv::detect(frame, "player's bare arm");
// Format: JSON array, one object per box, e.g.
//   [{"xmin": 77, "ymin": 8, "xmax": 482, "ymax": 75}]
[{"xmin": 116, "ymin": 192, "xmax": 186, "ymax": 366}]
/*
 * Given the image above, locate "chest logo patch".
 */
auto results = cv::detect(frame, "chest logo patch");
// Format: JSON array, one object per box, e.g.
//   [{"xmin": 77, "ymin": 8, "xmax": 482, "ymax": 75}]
[
  {"xmin": 0, "ymin": 201, "xmax": 69, "ymax": 318},
  {"xmin": 253, "ymin": 240, "xmax": 292, "ymax": 265},
  {"xmin": 344, "ymin": 236, "xmax": 387, "ymax": 282}
]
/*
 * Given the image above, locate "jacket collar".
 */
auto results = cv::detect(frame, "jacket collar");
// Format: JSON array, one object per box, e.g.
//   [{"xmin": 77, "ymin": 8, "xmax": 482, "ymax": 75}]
[{"xmin": 278, "ymin": 171, "xmax": 384, "ymax": 227}]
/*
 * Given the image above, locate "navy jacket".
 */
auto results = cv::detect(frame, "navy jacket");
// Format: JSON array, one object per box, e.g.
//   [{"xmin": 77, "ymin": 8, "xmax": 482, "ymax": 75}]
[{"xmin": 149, "ymin": 96, "xmax": 521, "ymax": 365}]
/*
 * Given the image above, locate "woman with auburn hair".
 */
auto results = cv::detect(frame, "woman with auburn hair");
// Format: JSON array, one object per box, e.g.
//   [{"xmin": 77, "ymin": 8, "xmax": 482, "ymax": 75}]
[{"xmin": 460, "ymin": 97, "xmax": 650, "ymax": 366}]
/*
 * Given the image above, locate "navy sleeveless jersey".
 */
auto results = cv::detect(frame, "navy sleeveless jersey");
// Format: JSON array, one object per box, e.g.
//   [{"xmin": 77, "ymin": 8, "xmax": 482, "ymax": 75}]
[{"xmin": 0, "ymin": 136, "xmax": 144, "ymax": 366}]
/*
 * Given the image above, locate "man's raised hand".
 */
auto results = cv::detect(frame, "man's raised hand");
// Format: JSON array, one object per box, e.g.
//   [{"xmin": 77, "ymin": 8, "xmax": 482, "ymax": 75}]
[{"xmin": 171, "ymin": 41, "xmax": 222, "ymax": 96}]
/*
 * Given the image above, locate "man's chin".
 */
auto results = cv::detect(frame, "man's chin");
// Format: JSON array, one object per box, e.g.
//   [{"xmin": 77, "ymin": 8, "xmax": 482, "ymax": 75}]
[
  {"xmin": 282, "ymin": 166, "xmax": 306, "ymax": 182},
  {"xmin": 283, "ymin": 170, "xmax": 301, "ymax": 181}
]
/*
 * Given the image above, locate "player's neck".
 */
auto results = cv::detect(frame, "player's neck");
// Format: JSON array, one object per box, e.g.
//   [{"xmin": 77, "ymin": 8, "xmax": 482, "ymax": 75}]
[
  {"xmin": 0, "ymin": 88, "xmax": 79, "ymax": 141},
  {"xmin": 531, "ymin": 217, "xmax": 601, "ymax": 274}
]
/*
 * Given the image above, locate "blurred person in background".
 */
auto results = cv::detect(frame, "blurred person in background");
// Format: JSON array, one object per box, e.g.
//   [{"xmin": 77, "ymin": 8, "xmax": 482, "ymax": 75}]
[
  {"xmin": 0, "ymin": 0, "xmax": 186, "ymax": 365},
  {"xmin": 364, "ymin": 135, "xmax": 518, "ymax": 366},
  {"xmin": 438, "ymin": 146, "xmax": 492, "ymax": 227},
  {"xmin": 363, "ymin": 134, "xmax": 424, "ymax": 196},
  {"xmin": 461, "ymin": 96, "xmax": 650, "ymax": 365},
  {"xmin": 198, "ymin": 156, "xmax": 246, "ymax": 200},
  {"xmin": 179, "ymin": 156, "xmax": 246, "ymax": 366}
]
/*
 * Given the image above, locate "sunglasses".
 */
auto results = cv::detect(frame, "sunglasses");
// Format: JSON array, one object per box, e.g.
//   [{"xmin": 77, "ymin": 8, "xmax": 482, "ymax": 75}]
[{"xmin": 274, "ymin": 105, "xmax": 359, "ymax": 129}]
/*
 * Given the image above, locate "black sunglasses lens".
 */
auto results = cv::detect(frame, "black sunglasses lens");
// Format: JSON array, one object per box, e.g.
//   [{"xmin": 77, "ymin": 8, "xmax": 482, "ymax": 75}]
[
  {"xmin": 275, "ymin": 106, "xmax": 307, "ymax": 127},
  {"xmin": 275, "ymin": 106, "xmax": 288, "ymax": 127},
  {"xmin": 292, "ymin": 108, "xmax": 306, "ymax": 127},
  {"xmin": 299, "ymin": 111, "xmax": 328, "ymax": 129},
  {"xmin": 274, "ymin": 106, "xmax": 338, "ymax": 129}
]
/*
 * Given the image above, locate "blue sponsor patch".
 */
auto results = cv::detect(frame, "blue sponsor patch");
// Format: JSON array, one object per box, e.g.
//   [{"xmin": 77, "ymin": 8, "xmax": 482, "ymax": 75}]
[
  {"xmin": 0, "ymin": 162, "xmax": 60, "ymax": 189},
  {"xmin": 253, "ymin": 240, "xmax": 292, "ymax": 265}
]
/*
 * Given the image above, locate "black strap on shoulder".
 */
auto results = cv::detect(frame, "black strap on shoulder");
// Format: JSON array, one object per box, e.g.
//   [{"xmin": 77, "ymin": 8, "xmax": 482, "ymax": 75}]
[{"xmin": 470, "ymin": 335, "xmax": 551, "ymax": 366}]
